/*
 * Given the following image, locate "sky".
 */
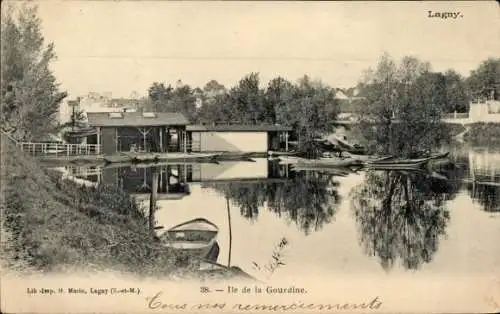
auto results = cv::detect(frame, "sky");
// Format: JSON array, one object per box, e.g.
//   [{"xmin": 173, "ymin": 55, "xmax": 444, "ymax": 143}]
[{"xmin": 16, "ymin": 1, "xmax": 500, "ymax": 98}]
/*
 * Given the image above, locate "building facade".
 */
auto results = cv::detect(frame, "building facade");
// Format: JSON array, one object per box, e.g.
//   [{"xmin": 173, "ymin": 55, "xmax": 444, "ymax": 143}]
[
  {"xmin": 87, "ymin": 111, "xmax": 189, "ymax": 155},
  {"xmin": 185, "ymin": 125, "xmax": 293, "ymax": 153}
]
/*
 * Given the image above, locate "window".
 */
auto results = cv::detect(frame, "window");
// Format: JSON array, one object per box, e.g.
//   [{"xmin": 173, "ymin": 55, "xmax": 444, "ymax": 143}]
[
  {"xmin": 142, "ymin": 112, "xmax": 156, "ymax": 118},
  {"xmin": 109, "ymin": 112, "xmax": 123, "ymax": 118}
]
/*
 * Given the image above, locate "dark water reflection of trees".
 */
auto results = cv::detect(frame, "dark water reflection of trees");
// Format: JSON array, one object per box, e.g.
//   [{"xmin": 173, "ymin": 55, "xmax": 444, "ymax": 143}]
[
  {"xmin": 208, "ymin": 171, "xmax": 342, "ymax": 235},
  {"xmin": 467, "ymin": 183, "xmax": 500, "ymax": 212},
  {"xmin": 350, "ymin": 170, "xmax": 463, "ymax": 271}
]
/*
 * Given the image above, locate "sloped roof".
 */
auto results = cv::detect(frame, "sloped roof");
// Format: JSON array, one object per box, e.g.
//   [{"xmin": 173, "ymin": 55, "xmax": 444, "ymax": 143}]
[
  {"xmin": 186, "ymin": 124, "xmax": 293, "ymax": 132},
  {"xmin": 87, "ymin": 112, "xmax": 189, "ymax": 127}
]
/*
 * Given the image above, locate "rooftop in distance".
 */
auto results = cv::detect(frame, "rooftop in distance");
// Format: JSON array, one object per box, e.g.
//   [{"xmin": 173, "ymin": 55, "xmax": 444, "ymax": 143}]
[
  {"xmin": 86, "ymin": 111, "xmax": 293, "ymax": 131},
  {"xmin": 87, "ymin": 112, "xmax": 189, "ymax": 127}
]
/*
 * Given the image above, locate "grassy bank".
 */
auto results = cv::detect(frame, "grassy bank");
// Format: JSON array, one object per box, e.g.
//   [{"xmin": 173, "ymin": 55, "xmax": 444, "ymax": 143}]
[
  {"xmin": 1, "ymin": 137, "xmax": 182, "ymax": 276},
  {"xmin": 464, "ymin": 122, "xmax": 500, "ymax": 146}
]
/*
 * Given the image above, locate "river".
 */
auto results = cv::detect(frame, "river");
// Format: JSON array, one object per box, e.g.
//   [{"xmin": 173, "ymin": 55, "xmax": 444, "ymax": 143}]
[{"xmin": 55, "ymin": 145, "xmax": 500, "ymax": 281}]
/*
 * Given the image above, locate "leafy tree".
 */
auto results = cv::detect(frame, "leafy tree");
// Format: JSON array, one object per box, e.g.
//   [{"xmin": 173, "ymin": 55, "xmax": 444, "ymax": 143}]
[
  {"xmin": 443, "ymin": 70, "xmax": 469, "ymax": 113},
  {"xmin": 286, "ymin": 75, "xmax": 338, "ymax": 153},
  {"xmin": 167, "ymin": 84, "xmax": 197, "ymax": 121},
  {"xmin": 148, "ymin": 82, "xmax": 173, "ymax": 112},
  {"xmin": 228, "ymin": 73, "xmax": 265, "ymax": 124},
  {"xmin": 203, "ymin": 80, "xmax": 226, "ymax": 97},
  {"xmin": 197, "ymin": 92, "xmax": 230, "ymax": 124},
  {"xmin": 265, "ymin": 77, "xmax": 295, "ymax": 125},
  {"xmin": 356, "ymin": 53, "xmax": 449, "ymax": 157},
  {"xmin": 1, "ymin": 4, "xmax": 67, "ymax": 141},
  {"xmin": 466, "ymin": 58, "xmax": 500, "ymax": 102}
]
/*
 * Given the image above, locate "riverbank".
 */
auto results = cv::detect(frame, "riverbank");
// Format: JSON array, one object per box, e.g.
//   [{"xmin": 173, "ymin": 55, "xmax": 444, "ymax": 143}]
[
  {"xmin": 0, "ymin": 137, "xmax": 185, "ymax": 277},
  {"xmin": 463, "ymin": 122, "xmax": 500, "ymax": 146}
]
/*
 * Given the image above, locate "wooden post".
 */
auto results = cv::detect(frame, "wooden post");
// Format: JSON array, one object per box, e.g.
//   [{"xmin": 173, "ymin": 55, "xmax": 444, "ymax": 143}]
[
  {"xmin": 166, "ymin": 127, "xmax": 169, "ymax": 155},
  {"xmin": 159, "ymin": 127, "xmax": 163, "ymax": 152},
  {"xmin": 149, "ymin": 169, "xmax": 159, "ymax": 230},
  {"xmin": 96, "ymin": 127, "xmax": 101, "ymax": 154},
  {"xmin": 183, "ymin": 129, "xmax": 187, "ymax": 154},
  {"xmin": 285, "ymin": 131, "xmax": 288, "ymax": 152},
  {"xmin": 226, "ymin": 195, "xmax": 232, "ymax": 268}
]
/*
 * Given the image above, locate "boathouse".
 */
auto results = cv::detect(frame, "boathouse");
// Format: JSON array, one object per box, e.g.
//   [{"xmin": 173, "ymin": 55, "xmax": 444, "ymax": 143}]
[
  {"xmin": 86, "ymin": 112, "xmax": 190, "ymax": 155},
  {"xmin": 185, "ymin": 124, "xmax": 293, "ymax": 153}
]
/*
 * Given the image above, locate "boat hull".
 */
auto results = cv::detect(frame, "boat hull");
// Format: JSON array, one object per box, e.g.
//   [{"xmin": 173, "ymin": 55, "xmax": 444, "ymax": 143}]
[{"xmin": 159, "ymin": 218, "xmax": 219, "ymax": 260}]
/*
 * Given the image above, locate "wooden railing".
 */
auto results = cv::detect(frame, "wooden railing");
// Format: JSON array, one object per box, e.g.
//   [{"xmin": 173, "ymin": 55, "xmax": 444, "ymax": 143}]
[
  {"xmin": 19, "ymin": 142, "xmax": 102, "ymax": 157},
  {"xmin": 66, "ymin": 165, "xmax": 103, "ymax": 177}
]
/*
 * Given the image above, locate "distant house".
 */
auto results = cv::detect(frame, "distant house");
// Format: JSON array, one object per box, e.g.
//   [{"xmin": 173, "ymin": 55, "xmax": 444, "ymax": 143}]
[
  {"xmin": 185, "ymin": 124, "xmax": 293, "ymax": 153},
  {"xmin": 86, "ymin": 111, "xmax": 189, "ymax": 155},
  {"xmin": 469, "ymin": 100, "xmax": 500, "ymax": 122},
  {"xmin": 335, "ymin": 88, "xmax": 365, "ymax": 120}
]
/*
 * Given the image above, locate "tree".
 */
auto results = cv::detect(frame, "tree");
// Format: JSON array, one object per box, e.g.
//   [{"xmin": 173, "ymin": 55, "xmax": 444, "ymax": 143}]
[
  {"xmin": 1, "ymin": 4, "xmax": 67, "ymax": 141},
  {"xmin": 356, "ymin": 53, "xmax": 449, "ymax": 157},
  {"xmin": 443, "ymin": 70, "xmax": 469, "ymax": 113},
  {"xmin": 466, "ymin": 58, "xmax": 500, "ymax": 102},
  {"xmin": 264, "ymin": 77, "xmax": 295, "ymax": 125},
  {"xmin": 286, "ymin": 75, "xmax": 338, "ymax": 153},
  {"xmin": 228, "ymin": 73, "xmax": 265, "ymax": 124},
  {"xmin": 197, "ymin": 92, "xmax": 230, "ymax": 124},
  {"xmin": 167, "ymin": 84, "xmax": 197, "ymax": 122},
  {"xmin": 203, "ymin": 80, "xmax": 226, "ymax": 97},
  {"xmin": 148, "ymin": 82, "xmax": 173, "ymax": 112}
]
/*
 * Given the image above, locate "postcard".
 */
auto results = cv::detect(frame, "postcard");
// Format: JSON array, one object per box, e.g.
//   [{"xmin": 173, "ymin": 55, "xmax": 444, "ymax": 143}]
[{"xmin": 1, "ymin": 0, "xmax": 499, "ymax": 313}]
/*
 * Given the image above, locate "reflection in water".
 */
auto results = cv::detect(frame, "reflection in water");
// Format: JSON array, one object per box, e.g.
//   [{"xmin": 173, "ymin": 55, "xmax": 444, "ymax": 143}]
[
  {"xmin": 467, "ymin": 183, "xmax": 500, "ymax": 212},
  {"xmin": 449, "ymin": 148, "xmax": 500, "ymax": 212},
  {"xmin": 208, "ymin": 169, "xmax": 342, "ymax": 235},
  {"xmin": 350, "ymin": 171, "xmax": 454, "ymax": 271},
  {"xmin": 55, "ymin": 149, "xmax": 500, "ymax": 276}
]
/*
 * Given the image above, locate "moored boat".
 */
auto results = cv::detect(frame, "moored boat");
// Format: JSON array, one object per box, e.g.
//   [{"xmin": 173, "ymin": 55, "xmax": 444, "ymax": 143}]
[
  {"xmin": 158, "ymin": 218, "xmax": 219, "ymax": 259},
  {"xmin": 300, "ymin": 157, "xmax": 364, "ymax": 168},
  {"xmin": 277, "ymin": 156, "xmax": 306, "ymax": 164},
  {"xmin": 268, "ymin": 151, "xmax": 299, "ymax": 158},
  {"xmin": 366, "ymin": 152, "xmax": 450, "ymax": 170},
  {"xmin": 291, "ymin": 165, "xmax": 354, "ymax": 176}
]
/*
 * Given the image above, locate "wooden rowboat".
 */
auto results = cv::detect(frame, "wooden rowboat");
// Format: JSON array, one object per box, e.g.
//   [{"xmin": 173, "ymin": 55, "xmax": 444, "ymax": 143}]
[
  {"xmin": 158, "ymin": 218, "xmax": 219, "ymax": 259},
  {"xmin": 366, "ymin": 152, "xmax": 450, "ymax": 170},
  {"xmin": 268, "ymin": 151, "xmax": 299, "ymax": 158},
  {"xmin": 300, "ymin": 157, "xmax": 364, "ymax": 168}
]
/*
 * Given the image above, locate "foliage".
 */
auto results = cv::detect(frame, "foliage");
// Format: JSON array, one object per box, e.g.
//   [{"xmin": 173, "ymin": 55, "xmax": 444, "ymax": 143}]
[
  {"xmin": 443, "ymin": 70, "xmax": 470, "ymax": 113},
  {"xmin": 0, "ymin": 4, "xmax": 67, "ymax": 141},
  {"xmin": 355, "ymin": 53, "xmax": 451, "ymax": 157},
  {"xmin": 466, "ymin": 58, "xmax": 500, "ymax": 102},
  {"xmin": 208, "ymin": 168, "xmax": 341, "ymax": 235},
  {"xmin": 467, "ymin": 183, "xmax": 500, "ymax": 212},
  {"xmin": 146, "ymin": 74, "xmax": 339, "ymax": 152},
  {"xmin": 350, "ymin": 171, "xmax": 455, "ymax": 271}
]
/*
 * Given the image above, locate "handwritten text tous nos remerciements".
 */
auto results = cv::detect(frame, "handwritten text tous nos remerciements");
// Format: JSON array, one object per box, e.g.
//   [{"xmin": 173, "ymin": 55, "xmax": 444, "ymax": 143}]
[{"xmin": 145, "ymin": 291, "xmax": 383, "ymax": 311}]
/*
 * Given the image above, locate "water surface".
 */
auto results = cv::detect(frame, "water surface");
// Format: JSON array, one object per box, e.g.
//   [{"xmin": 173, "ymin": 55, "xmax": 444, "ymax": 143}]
[{"xmin": 60, "ymin": 146, "xmax": 500, "ymax": 281}]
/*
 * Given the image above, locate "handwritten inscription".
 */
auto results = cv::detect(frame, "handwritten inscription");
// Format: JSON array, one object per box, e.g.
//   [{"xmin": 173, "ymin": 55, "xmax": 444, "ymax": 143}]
[
  {"xmin": 428, "ymin": 11, "xmax": 463, "ymax": 19},
  {"xmin": 146, "ymin": 291, "xmax": 382, "ymax": 311}
]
